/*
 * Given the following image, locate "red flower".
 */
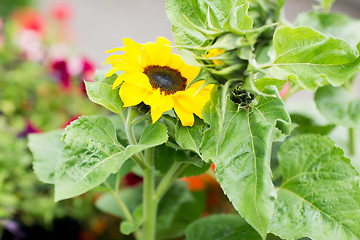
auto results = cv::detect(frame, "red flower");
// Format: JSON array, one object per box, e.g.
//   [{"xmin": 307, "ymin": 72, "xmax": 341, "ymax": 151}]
[{"xmin": 124, "ymin": 173, "xmax": 143, "ymax": 186}]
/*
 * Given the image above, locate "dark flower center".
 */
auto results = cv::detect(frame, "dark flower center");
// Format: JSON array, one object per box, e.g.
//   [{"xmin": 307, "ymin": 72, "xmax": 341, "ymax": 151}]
[{"xmin": 143, "ymin": 65, "xmax": 187, "ymax": 95}]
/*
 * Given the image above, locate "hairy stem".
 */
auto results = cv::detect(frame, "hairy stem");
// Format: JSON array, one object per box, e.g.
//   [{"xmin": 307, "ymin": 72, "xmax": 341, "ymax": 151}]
[
  {"xmin": 125, "ymin": 108, "xmax": 148, "ymax": 169},
  {"xmin": 155, "ymin": 163, "xmax": 189, "ymax": 202},
  {"xmin": 104, "ymin": 182, "xmax": 141, "ymax": 240},
  {"xmin": 143, "ymin": 147, "xmax": 156, "ymax": 240},
  {"xmin": 154, "ymin": 162, "xmax": 182, "ymax": 202}
]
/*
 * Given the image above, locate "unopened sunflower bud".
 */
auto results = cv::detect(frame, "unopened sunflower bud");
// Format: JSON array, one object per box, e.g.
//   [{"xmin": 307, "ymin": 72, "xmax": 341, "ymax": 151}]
[
  {"xmin": 230, "ymin": 86, "xmax": 255, "ymax": 107},
  {"xmin": 196, "ymin": 33, "xmax": 251, "ymax": 87}
]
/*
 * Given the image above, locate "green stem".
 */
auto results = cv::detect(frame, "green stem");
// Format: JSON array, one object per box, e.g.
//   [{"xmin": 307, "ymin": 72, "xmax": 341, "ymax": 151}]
[
  {"xmin": 155, "ymin": 163, "xmax": 189, "ymax": 202},
  {"xmin": 349, "ymin": 128, "xmax": 356, "ymax": 156},
  {"xmin": 154, "ymin": 162, "xmax": 182, "ymax": 202},
  {"xmin": 126, "ymin": 108, "xmax": 139, "ymax": 145},
  {"xmin": 125, "ymin": 108, "xmax": 148, "ymax": 169},
  {"xmin": 104, "ymin": 182, "xmax": 134, "ymax": 223},
  {"xmin": 143, "ymin": 147, "xmax": 156, "ymax": 240},
  {"xmin": 104, "ymin": 182, "xmax": 141, "ymax": 240}
]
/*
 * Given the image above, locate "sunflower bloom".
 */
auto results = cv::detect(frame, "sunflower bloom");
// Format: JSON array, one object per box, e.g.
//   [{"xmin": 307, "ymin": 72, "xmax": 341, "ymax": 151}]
[{"xmin": 104, "ymin": 37, "xmax": 213, "ymax": 126}]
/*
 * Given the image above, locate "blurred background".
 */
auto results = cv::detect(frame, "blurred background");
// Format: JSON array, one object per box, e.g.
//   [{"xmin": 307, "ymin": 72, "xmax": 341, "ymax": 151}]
[
  {"xmin": 0, "ymin": 0, "xmax": 359, "ymax": 240},
  {"xmin": 35, "ymin": 0, "xmax": 360, "ymax": 67}
]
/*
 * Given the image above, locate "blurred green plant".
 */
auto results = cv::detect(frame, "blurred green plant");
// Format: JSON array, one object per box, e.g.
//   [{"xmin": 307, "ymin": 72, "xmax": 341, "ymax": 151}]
[
  {"xmin": 0, "ymin": 0, "xmax": 30, "ymax": 19},
  {"xmin": 0, "ymin": 5, "xmax": 111, "ymax": 239}
]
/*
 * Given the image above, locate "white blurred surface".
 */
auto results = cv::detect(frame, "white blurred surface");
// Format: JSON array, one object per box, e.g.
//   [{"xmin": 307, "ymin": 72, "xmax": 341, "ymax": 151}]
[{"xmin": 35, "ymin": 0, "xmax": 360, "ymax": 67}]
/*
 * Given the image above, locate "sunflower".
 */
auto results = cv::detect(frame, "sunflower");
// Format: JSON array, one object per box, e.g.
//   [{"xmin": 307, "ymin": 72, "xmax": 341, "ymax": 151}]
[{"xmin": 104, "ymin": 37, "xmax": 213, "ymax": 126}]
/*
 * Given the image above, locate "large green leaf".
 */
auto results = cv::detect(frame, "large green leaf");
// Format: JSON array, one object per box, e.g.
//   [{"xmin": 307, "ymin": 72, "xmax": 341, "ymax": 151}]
[
  {"xmin": 175, "ymin": 118, "xmax": 205, "ymax": 155},
  {"xmin": 54, "ymin": 116, "xmax": 168, "ymax": 201},
  {"xmin": 271, "ymin": 26, "xmax": 360, "ymax": 91},
  {"xmin": 315, "ymin": 85, "xmax": 360, "ymax": 129},
  {"xmin": 270, "ymin": 134, "xmax": 360, "ymax": 240},
  {"xmin": 28, "ymin": 129, "xmax": 64, "ymax": 184},
  {"xmin": 165, "ymin": 0, "xmax": 252, "ymax": 49},
  {"xmin": 85, "ymin": 70, "xmax": 124, "ymax": 115},
  {"xmin": 200, "ymin": 86, "xmax": 291, "ymax": 238},
  {"xmin": 186, "ymin": 214, "xmax": 262, "ymax": 240},
  {"xmin": 157, "ymin": 191, "xmax": 205, "ymax": 239},
  {"xmin": 295, "ymin": 11, "xmax": 360, "ymax": 49}
]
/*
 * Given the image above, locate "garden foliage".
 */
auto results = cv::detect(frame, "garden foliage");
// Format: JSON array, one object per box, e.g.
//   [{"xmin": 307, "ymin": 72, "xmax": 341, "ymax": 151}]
[{"xmin": 28, "ymin": 0, "xmax": 360, "ymax": 239}]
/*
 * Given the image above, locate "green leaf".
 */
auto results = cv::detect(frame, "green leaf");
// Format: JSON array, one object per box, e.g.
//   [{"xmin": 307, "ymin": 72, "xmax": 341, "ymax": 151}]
[
  {"xmin": 124, "ymin": 122, "xmax": 168, "ymax": 161},
  {"xmin": 54, "ymin": 116, "xmax": 168, "ymax": 201},
  {"xmin": 157, "ymin": 185, "xmax": 205, "ymax": 239},
  {"xmin": 186, "ymin": 214, "xmax": 262, "ymax": 240},
  {"xmin": 157, "ymin": 181, "xmax": 194, "ymax": 229},
  {"xmin": 253, "ymin": 77, "xmax": 286, "ymax": 92},
  {"xmin": 55, "ymin": 116, "xmax": 125, "ymax": 201},
  {"xmin": 85, "ymin": 70, "xmax": 124, "ymax": 115},
  {"xmin": 154, "ymin": 144, "xmax": 177, "ymax": 175},
  {"xmin": 290, "ymin": 113, "xmax": 335, "ymax": 136},
  {"xmin": 120, "ymin": 221, "xmax": 140, "ymax": 235},
  {"xmin": 270, "ymin": 134, "xmax": 360, "ymax": 240},
  {"xmin": 200, "ymin": 86, "xmax": 291, "ymax": 238},
  {"xmin": 175, "ymin": 118, "xmax": 204, "ymax": 155},
  {"xmin": 165, "ymin": 0, "xmax": 252, "ymax": 50},
  {"xmin": 247, "ymin": 0, "xmax": 286, "ymax": 27},
  {"xmin": 28, "ymin": 130, "xmax": 64, "ymax": 184},
  {"xmin": 271, "ymin": 26, "xmax": 360, "ymax": 91},
  {"xmin": 315, "ymin": 85, "xmax": 360, "ymax": 129},
  {"xmin": 295, "ymin": 11, "xmax": 360, "ymax": 49}
]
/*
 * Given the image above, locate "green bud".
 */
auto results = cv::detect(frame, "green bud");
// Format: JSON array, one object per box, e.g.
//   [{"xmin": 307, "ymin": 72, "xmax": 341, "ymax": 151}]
[{"xmin": 229, "ymin": 85, "xmax": 255, "ymax": 107}]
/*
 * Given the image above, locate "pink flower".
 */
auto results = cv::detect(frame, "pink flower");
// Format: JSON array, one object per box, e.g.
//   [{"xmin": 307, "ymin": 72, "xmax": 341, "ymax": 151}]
[
  {"xmin": 50, "ymin": 59, "xmax": 71, "ymax": 89},
  {"xmin": 51, "ymin": 2, "xmax": 72, "ymax": 22}
]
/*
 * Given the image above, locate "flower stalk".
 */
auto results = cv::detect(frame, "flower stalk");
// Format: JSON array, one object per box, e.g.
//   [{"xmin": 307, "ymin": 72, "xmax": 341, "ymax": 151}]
[{"xmin": 143, "ymin": 147, "xmax": 156, "ymax": 240}]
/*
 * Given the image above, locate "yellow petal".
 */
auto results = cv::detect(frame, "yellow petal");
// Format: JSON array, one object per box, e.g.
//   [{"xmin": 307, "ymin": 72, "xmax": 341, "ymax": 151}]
[
  {"xmin": 112, "ymin": 72, "xmax": 152, "ymax": 90},
  {"xmin": 105, "ymin": 47, "xmax": 123, "ymax": 53},
  {"xmin": 107, "ymin": 60, "xmax": 122, "ymax": 67},
  {"xmin": 113, "ymin": 74, "xmax": 124, "ymax": 89},
  {"xmin": 105, "ymin": 65, "xmax": 123, "ymax": 77},
  {"xmin": 150, "ymin": 94, "xmax": 174, "ymax": 123},
  {"xmin": 119, "ymin": 82, "xmax": 149, "ymax": 107},
  {"xmin": 140, "ymin": 49, "xmax": 153, "ymax": 68},
  {"xmin": 179, "ymin": 64, "xmax": 200, "ymax": 83},
  {"xmin": 175, "ymin": 90, "xmax": 203, "ymax": 118},
  {"xmin": 103, "ymin": 54, "xmax": 123, "ymax": 65},
  {"xmin": 112, "ymin": 60, "xmax": 142, "ymax": 73},
  {"xmin": 123, "ymin": 72, "xmax": 153, "ymax": 91},
  {"xmin": 123, "ymin": 38, "xmax": 143, "ymax": 54},
  {"xmin": 168, "ymin": 54, "xmax": 185, "ymax": 70},
  {"xmin": 144, "ymin": 88, "xmax": 161, "ymax": 106},
  {"xmin": 174, "ymin": 99, "xmax": 194, "ymax": 126},
  {"xmin": 142, "ymin": 37, "xmax": 172, "ymax": 67}
]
